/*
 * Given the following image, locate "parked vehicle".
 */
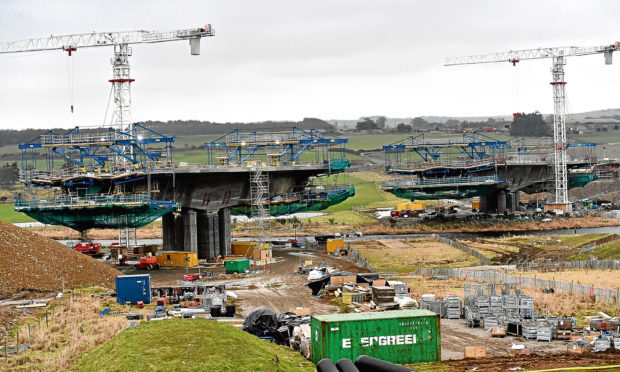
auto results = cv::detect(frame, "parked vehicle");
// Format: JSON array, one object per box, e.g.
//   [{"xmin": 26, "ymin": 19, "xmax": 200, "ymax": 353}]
[{"xmin": 73, "ymin": 242, "xmax": 101, "ymax": 255}]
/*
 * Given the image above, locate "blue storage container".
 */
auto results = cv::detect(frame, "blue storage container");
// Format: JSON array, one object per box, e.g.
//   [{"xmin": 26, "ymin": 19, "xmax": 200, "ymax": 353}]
[{"xmin": 116, "ymin": 274, "xmax": 151, "ymax": 304}]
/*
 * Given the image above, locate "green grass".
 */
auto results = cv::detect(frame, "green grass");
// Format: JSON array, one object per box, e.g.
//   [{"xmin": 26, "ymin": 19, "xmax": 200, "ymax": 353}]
[
  {"xmin": 0, "ymin": 204, "xmax": 35, "ymax": 223},
  {"xmin": 570, "ymin": 239, "xmax": 620, "ymax": 261},
  {"xmin": 76, "ymin": 318, "xmax": 314, "ymax": 372},
  {"xmin": 302, "ymin": 210, "xmax": 375, "ymax": 226},
  {"xmin": 353, "ymin": 238, "xmax": 481, "ymax": 273},
  {"xmin": 322, "ymin": 174, "xmax": 403, "ymax": 212}
]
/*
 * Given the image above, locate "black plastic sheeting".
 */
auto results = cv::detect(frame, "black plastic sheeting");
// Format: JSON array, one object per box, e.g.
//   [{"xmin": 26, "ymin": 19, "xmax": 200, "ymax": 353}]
[
  {"xmin": 242, "ymin": 306, "xmax": 279, "ymax": 336},
  {"xmin": 243, "ymin": 307, "xmax": 310, "ymax": 346},
  {"xmin": 306, "ymin": 272, "xmax": 379, "ymax": 296}
]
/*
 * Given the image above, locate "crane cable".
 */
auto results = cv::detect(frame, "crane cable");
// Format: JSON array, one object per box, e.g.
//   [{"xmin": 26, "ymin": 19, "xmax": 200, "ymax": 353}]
[
  {"xmin": 65, "ymin": 52, "xmax": 75, "ymax": 114},
  {"xmin": 512, "ymin": 62, "xmax": 519, "ymax": 117}
]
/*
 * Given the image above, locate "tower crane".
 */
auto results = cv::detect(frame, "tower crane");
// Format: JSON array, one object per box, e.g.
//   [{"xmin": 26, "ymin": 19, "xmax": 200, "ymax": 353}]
[
  {"xmin": 445, "ymin": 42, "xmax": 619, "ymax": 212},
  {"xmin": 0, "ymin": 25, "xmax": 215, "ymax": 133}
]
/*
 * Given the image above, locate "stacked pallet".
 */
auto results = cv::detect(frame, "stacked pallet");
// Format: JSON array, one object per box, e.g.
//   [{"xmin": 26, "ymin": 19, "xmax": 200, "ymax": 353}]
[
  {"xmin": 445, "ymin": 296, "xmax": 462, "ymax": 319},
  {"xmin": 522, "ymin": 323, "xmax": 538, "ymax": 339},
  {"xmin": 371, "ymin": 286, "xmax": 395, "ymax": 305},
  {"xmin": 537, "ymin": 326, "xmax": 552, "ymax": 342}
]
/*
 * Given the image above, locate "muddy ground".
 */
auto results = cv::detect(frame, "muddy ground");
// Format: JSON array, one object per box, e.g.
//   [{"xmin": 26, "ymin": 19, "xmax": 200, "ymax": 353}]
[{"xmin": 125, "ymin": 247, "xmax": 613, "ymax": 365}]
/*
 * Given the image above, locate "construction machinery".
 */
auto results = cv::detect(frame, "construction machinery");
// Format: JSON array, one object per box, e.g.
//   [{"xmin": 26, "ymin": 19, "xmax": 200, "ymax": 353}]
[
  {"xmin": 73, "ymin": 242, "xmax": 101, "ymax": 256},
  {"xmin": 445, "ymin": 42, "xmax": 619, "ymax": 212},
  {"xmin": 3, "ymin": 25, "xmax": 214, "ymax": 246},
  {"xmin": 135, "ymin": 256, "xmax": 159, "ymax": 270},
  {"xmin": 1, "ymin": 25, "xmax": 214, "ymax": 133}
]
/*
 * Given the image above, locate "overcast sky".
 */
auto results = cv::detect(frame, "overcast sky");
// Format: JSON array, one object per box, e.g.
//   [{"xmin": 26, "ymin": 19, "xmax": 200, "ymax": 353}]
[{"xmin": 1, "ymin": 0, "xmax": 620, "ymax": 129}]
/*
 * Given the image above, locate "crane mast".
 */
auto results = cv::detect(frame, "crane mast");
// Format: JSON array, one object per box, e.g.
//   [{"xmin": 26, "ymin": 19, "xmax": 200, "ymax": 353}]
[
  {"xmin": 445, "ymin": 42, "xmax": 619, "ymax": 212},
  {"xmin": 0, "ymin": 26, "xmax": 215, "ymax": 133}
]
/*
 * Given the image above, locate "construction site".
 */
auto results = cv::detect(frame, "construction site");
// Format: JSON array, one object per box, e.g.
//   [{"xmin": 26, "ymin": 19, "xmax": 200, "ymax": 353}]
[{"xmin": 2, "ymin": 4, "xmax": 620, "ymax": 372}]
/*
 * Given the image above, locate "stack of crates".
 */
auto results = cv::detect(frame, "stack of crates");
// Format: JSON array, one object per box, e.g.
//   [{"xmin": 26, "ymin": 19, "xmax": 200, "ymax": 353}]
[
  {"xmin": 537, "ymin": 325, "xmax": 552, "ymax": 342},
  {"xmin": 445, "ymin": 296, "xmax": 462, "ymax": 319},
  {"xmin": 475, "ymin": 295, "xmax": 490, "ymax": 318},
  {"xmin": 612, "ymin": 335, "xmax": 620, "ymax": 350},
  {"xmin": 490, "ymin": 295, "xmax": 503, "ymax": 317},
  {"xmin": 519, "ymin": 295, "xmax": 534, "ymax": 319},
  {"xmin": 482, "ymin": 317, "xmax": 499, "ymax": 329},
  {"xmin": 522, "ymin": 323, "xmax": 539, "ymax": 339},
  {"xmin": 504, "ymin": 295, "xmax": 519, "ymax": 317}
]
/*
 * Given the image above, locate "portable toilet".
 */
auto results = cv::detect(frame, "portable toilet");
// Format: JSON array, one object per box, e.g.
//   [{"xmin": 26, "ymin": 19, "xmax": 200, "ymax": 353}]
[{"xmin": 116, "ymin": 274, "xmax": 151, "ymax": 304}]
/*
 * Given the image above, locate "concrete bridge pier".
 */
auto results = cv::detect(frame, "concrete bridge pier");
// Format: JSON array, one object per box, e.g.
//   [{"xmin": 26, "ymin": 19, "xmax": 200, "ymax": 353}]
[
  {"xmin": 497, "ymin": 191, "xmax": 507, "ymax": 214},
  {"xmin": 162, "ymin": 208, "xmax": 232, "ymax": 259},
  {"xmin": 162, "ymin": 213, "xmax": 175, "ymax": 250},
  {"xmin": 174, "ymin": 214, "xmax": 184, "ymax": 251},
  {"xmin": 480, "ymin": 193, "xmax": 498, "ymax": 213},
  {"xmin": 218, "ymin": 208, "xmax": 231, "ymax": 257},
  {"xmin": 183, "ymin": 210, "xmax": 198, "ymax": 253}
]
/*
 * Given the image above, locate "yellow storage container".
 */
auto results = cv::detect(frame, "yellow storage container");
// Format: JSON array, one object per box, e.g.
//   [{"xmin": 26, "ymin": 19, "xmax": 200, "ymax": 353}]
[
  {"xmin": 472, "ymin": 200, "xmax": 480, "ymax": 210},
  {"xmin": 231, "ymin": 241, "xmax": 269, "ymax": 257},
  {"xmin": 409, "ymin": 202, "xmax": 426, "ymax": 211},
  {"xmin": 326, "ymin": 239, "xmax": 344, "ymax": 253},
  {"xmin": 156, "ymin": 251, "xmax": 198, "ymax": 267},
  {"xmin": 397, "ymin": 203, "xmax": 409, "ymax": 211}
]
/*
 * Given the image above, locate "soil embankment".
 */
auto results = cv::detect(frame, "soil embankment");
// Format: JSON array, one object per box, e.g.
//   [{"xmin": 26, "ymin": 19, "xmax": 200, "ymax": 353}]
[{"xmin": 0, "ymin": 221, "xmax": 119, "ymax": 293}]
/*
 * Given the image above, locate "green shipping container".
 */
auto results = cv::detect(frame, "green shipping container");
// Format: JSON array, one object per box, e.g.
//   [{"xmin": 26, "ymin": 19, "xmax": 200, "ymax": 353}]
[
  {"xmin": 225, "ymin": 259, "xmax": 250, "ymax": 274},
  {"xmin": 311, "ymin": 309, "xmax": 440, "ymax": 365}
]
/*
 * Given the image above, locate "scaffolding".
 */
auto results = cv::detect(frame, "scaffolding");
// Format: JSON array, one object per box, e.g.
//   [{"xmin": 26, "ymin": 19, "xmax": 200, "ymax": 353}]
[
  {"xmin": 248, "ymin": 167, "xmax": 271, "ymax": 255},
  {"xmin": 206, "ymin": 127, "xmax": 349, "ymax": 172},
  {"xmin": 384, "ymin": 133, "xmax": 596, "ymax": 175}
]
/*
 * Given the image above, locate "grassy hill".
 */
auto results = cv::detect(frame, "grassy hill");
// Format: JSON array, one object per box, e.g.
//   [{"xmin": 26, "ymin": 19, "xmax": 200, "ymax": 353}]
[{"xmin": 76, "ymin": 318, "xmax": 314, "ymax": 372}]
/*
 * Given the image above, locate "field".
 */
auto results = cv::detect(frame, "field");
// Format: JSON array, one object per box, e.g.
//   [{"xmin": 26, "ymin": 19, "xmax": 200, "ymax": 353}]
[
  {"xmin": 0, "ymin": 291, "xmax": 128, "ymax": 371},
  {"xmin": 516, "ymin": 269, "xmax": 620, "ymax": 290},
  {"xmin": 77, "ymin": 318, "xmax": 314, "ymax": 372},
  {"xmin": 458, "ymin": 233, "xmax": 613, "ymax": 264},
  {"xmin": 352, "ymin": 238, "xmax": 481, "ymax": 273},
  {"xmin": 0, "ymin": 204, "xmax": 35, "ymax": 223}
]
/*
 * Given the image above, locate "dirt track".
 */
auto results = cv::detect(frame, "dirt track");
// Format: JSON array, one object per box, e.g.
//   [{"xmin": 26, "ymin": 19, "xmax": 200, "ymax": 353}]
[{"xmin": 442, "ymin": 350, "xmax": 620, "ymax": 371}]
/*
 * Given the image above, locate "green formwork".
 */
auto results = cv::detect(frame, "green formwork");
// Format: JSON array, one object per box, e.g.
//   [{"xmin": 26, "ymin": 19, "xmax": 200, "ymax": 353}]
[
  {"xmin": 311, "ymin": 309, "xmax": 440, "ymax": 365},
  {"xmin": 225, "ymin": 259, "xmax": 250, "ymax": 274}
]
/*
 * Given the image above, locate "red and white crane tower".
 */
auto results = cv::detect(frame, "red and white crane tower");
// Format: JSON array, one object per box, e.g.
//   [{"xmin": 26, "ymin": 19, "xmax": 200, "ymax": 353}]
[
  {"xmin": 0, "ymin": 25, "xmax": 215, "ymax": 133},
  {"xmin": 445, "ymin": 42, "xmax": 619, "ymax": 212}
]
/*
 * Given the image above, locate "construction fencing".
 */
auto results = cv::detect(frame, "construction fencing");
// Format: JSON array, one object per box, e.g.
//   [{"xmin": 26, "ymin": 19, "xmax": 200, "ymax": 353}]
[
  {"xmin": 517, "ymin": 259, "xmax": 620, "ymax": 271},
  {"xmin": 414, "ymin": 267, "xmax": 620, "ymax": 304},
  {"xmin": 431, "ymin": 234, "xmax": 491, "ymax": 266},
  {"xmin": 349, "ymin": 247, "xmax": 377, "ymax": 273}
]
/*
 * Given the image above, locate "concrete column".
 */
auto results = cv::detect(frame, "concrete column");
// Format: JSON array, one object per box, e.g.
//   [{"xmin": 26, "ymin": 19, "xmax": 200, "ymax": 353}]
[
  {"xmin": 218, "ymin": 208, "xmax": 231, "ymax": 257},
  {"xmin": 162, "ymin": 213, "xmax": 176, "ymax": 250},
  {"xmin": 497, "ymin": 191, "xmax": 507, "ymax": 214},
  {"xmin": 209, "ymin": 214, "xmax": 220, "ymax": 258},
  {"xmin": 183, "ymin": 210, "xmax": 197, "ymax": 253},
  {"xmin": 174, "ymin": 214, "xmax": 184, "ymax": 251},
  {"xmin": 479, "ymin": 195, "xmax": 489, "ymax": 213},
  {"xmin": 197, "ymin": 211, "xmax": 209, "ymax": 260},
  {"xmin": 514, "ymin": 191, "xmax": 521, "ymax": 211}
]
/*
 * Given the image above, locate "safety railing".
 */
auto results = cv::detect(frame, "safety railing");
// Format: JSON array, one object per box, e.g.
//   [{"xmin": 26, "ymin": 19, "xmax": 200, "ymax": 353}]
[
  {"xmin": 15, "ymin": 193, "xmax": 153, "ymax": 210},
  {"xmin": 382, "ymin": 175, "xmax": 499, "ymax": 188}
]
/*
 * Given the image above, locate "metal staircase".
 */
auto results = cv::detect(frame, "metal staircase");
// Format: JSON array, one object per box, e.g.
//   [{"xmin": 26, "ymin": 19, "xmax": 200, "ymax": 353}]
[{"xmin": 249, "ymin": 168, "xmax": 270, "ymax": 255}]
